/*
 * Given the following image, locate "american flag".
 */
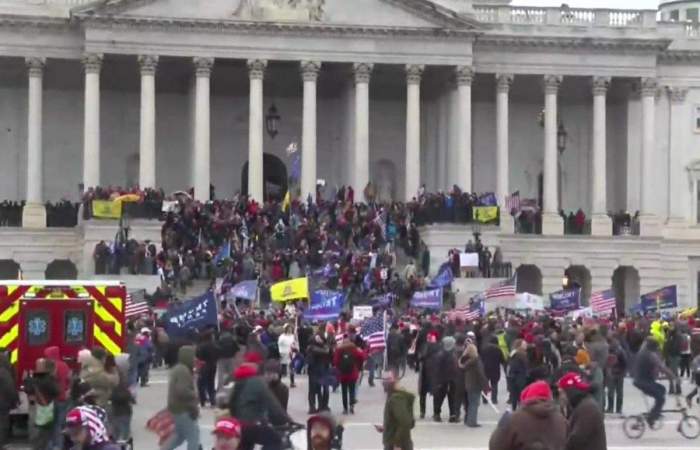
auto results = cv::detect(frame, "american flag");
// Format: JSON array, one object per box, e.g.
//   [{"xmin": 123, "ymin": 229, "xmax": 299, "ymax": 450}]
[
  {"xmin": 505, "ymin": 191, "xmax": 521, "ymax": 214},
  {"xmin": 125, "ymin": 293, "xmax": 150, "ymax": 319},
  {"xmin": 692, "ymin": 327, "xmax": 700, "ymax": 336},
  {"xmin": 485, "ymin": 275, "xmax": 517, "ymax": 300},
  {"xmin": 450, "ymin": 305, "xmax": 481, "ymax": 322},
  {"xmin": 360, "ymin": 314, "xmax": 386, "ymax": 352},
  {"xmin": 590, "ymin": 289, "xmax": 616, "ymax": 315}
]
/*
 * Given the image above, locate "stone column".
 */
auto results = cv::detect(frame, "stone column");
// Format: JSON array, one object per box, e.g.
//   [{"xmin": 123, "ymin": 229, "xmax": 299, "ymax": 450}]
[
  {"xmin": 496, "ymin": 73, "xmax": 513, "ymax": 233},
  {"xmin": 405, "ymin": 64, "xmax": 423, "ymax": 201},
  {"xmin": 455, "ymin": 66, "xmax": 473, "ymax": 193},
  {"xmin": 193, "ymin": 57, "xmax": 213, "ymax": 201},
  {"xmin": 23, "ymin": 57, "xmax": 46, "ymax": 228},
  {"xmin": 353, "ymin": 63, "xmax": 372, "ymax": 196},
  {"xmin": 138, "ymin": 55, "xmax": 158, "ymax": 189},
  {"xmin": 639, "ymin": 77, "xmax": 659, "ymax": 236},
  {"xmin": 590, "ymin": 76, "xmax": 612, "ymax": 236},
  {"xmin": 541, "ymin": 75, "xmax": 563, "ymax": 235},
  {"xmin": 82, "ymin": 53, "xmax": 102, "ymax": 190},
  {"xmin": 301, "ymin": 60, "xmax": 321, "ymax": 201},
  {"xmin": 667, "ymin": 86, "xmax": 689, "ymax": 226},
  {"xmin": 247, "ymin": 59, "xmax": 266, "ymax": 202}
]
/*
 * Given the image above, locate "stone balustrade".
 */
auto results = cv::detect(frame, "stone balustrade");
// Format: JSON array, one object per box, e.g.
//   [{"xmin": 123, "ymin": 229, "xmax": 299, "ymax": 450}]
[{"xmin": 473, "ymin": 5, "xmax": 658, "ymax": 29}]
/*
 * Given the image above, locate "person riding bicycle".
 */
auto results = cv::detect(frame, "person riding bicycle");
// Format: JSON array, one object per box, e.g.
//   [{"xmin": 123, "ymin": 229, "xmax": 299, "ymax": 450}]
[
  {"xmin": 62, "ymin": 406, "xmax": 121, "ymax": 450},
  {"xmin": 306, "ymin": 412, "xmax": 342, "ymax": 450},
  {"xmin": 633, "ymin": 337, "xmax": 679, "ymax": 427},
  {"xmin": 228, "ymin": 353, "xmax": 295, "ymax": 450}
]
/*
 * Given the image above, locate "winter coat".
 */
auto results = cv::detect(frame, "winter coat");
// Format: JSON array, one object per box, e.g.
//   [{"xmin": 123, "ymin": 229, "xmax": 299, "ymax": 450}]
[
  {"xmin": 167, "ymin": 346, "xmax": 198, "ymax": 419},
  {"xmin": 196, "ymin": 338, "xmax": 219, "ymax": 375},
  {"xmin": 481, "ymin": 342, "xmax": 506, "ymax": 381},
  {"xmin": 44, "ymin": 346, "xmax": 72, "ymax": 402},
  {"xmin": 383, "ymin": 388, "xmax": 415, "ymax": 450},
  {"xmin": 228, "ymin": 363, "xmax": 287, "ymax": 424},
  {"xmin": 507, "ymin": 351, "xmax": 528, "ymax": 392},
  {"xmin": 82, "ymin": 358, "xmax": 118, "ymax": 409},
  {"xmin": 306, "ymin": 337, "xmax": 332, "ymax": 378},
  {"xmin": 332, "ymin": 341, "xmax": 366, "ymax": 384},
  {"xmin": 429, "ymin": 349, "xmax": 458, "ymax": 393},
  {"xmin": 0, "ymin": 353, "xmax": 18, "ymax": 412},
  {"xmin": 565, "ymin": 394, "xmax": 607, "ymax": 450},
  {"xmin": 489, "ymin": 400, "xmax": 567, "ymax": 450},
  {"xmin": 461, "ymin": 355, "xmax": 489, "ymax": 393}
]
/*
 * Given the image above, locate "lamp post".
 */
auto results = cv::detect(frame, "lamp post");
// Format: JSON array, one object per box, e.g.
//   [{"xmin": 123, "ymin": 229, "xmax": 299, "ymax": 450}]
[
  {"xmin": 265, "ymin": 104, "xmax": 280, "ymax": 139},
  {"xmin": 557, "ymin": 122, "xmax": 568, "ymax": 154}
]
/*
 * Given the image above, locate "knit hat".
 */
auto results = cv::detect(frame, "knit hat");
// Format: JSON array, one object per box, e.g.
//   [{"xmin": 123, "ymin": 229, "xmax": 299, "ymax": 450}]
[
  {"xmin": 557, "ymin": 372, "xmax": 591, "ymax": 391},
  {"xmin": 442, "ymin": 336, "xmax": 456, "ymax": 352},
  {"xmin": 519, "ymin": 380, "xmax": 553, "ymax": 404},
  {"xmin": 244, "ymin": 352, "xmax": 263, "ymax": 365},
  {"xmin": 213, "ymin": 417, "xmax": 242, "ymax": 438}
]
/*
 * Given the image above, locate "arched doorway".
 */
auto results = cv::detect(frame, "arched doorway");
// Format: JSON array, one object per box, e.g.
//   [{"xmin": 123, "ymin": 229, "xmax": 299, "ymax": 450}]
[
  {"xmin": 0, "ymin": 260, "xmax": 21, "ymax": 279},
  {"xmin": 612, "ymin": 266, "xmax": 640, "ymax": 315},
  {"xmin": 564, "ymin": 265, "xmax": 591, "ymax": 305},
  {"xmin": 241, "ymin": 153, "xmax": 288, "ymax": 201},
  {"xmin": 516, "ymin": 264, "xmax": 542, "ymax": 295},
  {"xmin": 372, "ymin": 159, "xmax": 397, "ymax": 202},
  {"xmin": 45, "ymin": 259, "xmax": 78, "ymax": 280}
]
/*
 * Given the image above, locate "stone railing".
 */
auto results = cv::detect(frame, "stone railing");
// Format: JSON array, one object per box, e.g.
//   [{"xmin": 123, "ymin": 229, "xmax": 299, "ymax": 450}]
[{"xmin": 473, "ymin": 5, "xmax": 658, "ymax": 28}]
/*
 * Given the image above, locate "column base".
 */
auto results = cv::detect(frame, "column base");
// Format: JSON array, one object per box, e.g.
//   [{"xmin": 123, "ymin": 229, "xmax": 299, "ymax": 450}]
[
  {"xmin": 590, "ymin": 214, "xmax": 612, "ymax": 236},
  {"xmin": 500, "ymin": 213, "xmax": 515, "ymax": 234},
  {"xmin": 541, "ymin": 212, "xmax": 563, "ymax": 235},
  {"xmin": 22, "ymin": 202, "xmax": 46, "ymax": 229},
  {"xmin": 665, "ymin": 217, "xmax": 688, "ymax": 228},
  {"xmin": 639, "ymin": 214, "xmax": 661, "ymax": 237}
]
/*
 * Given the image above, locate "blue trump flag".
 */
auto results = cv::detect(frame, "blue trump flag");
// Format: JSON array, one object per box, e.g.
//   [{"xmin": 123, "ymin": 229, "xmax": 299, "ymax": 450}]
[
  {"xmin": 214, "ymin": 240, "xmax": 231, "ymax": 265},
  {"xmin": 429, "ymin": 263, "xmax": 454, "ymax": 289},
  {"xmin": 164, "ymin": 291, "xmax": 218, "ymax": 337},
  {"xmin": 305, "ymin": 289, "xmax": 345, "ymax": 322},
  {"xmin": 228, "ymin": 280, "xmax": 258, "ymax": 301},
  {"xmin": 549, "ymin": 288, "xmax": 581, "ymax": 312},
  {"xmin": 371, "ymin": 292, "xmax": 396, "ymax": 307},
  {"xmin": 410, "ymin": 288, "xmax": 443, "ymax": 310},
  {"xmin": 640, "ymin": 285, "xmax": 678, "ymax": 312}
]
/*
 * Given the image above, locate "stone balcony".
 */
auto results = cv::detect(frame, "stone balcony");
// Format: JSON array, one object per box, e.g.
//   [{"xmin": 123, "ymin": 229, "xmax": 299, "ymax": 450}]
[{"xmin": 473, "ymin": 5, "xmax": 659, "ymax": 29}]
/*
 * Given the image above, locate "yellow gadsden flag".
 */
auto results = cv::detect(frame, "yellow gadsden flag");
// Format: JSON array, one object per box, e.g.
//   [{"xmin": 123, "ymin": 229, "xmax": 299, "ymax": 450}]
[
  {"xmin": 473, "ymin": 206, "xmax": 499, "ymax": 224},
  {"xmin": 92, "ymin": 200, "xmax": 122, "ymax": 219},
  {"xmin": 271, "ymin": 277, "xmax": 309, "ymax": 302}
]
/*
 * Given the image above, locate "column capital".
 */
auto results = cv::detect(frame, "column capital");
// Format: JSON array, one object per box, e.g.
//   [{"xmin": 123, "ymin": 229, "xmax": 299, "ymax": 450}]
[
  {"xmin": 353, "ymin": 62, "xmax": 373, "ymax": 84},
  {"xmin": 193, "ymin": 57, "xmax": 214, "ymax": 77},
  {"xmin": 25, "ymin": 57, "xmax": 46, "ymax": 77},
  {"xmin": 247, "ymin": 59, "xmax": 267, "ymax": 80},
  {"xmin": 138, "ymin": 55, "xmax": 159, "ymax": 76},
  {"xmin": 591, "ymin": 76, "xmax": 611, "ymax": 96},
  {"xmin": 667, "ymin": 86, "xmax": 688, "ymax": 104},
  {"xmin": 82, "ymin": 53, "xmax": 103, "ymax": 74},
  {"xmin": 405, "ymin": 64, "xmax": 424, "ymax": 85},
  {"xmin": 495, "ymin": 73, "xmax": 513, "ymax": 93},
  {"xmin": 454, "ymin": 65, "xmax": 473, "ymax": 86},
  {"xmin": 640, "ymin": 77, "xmax": 658, "ymax": 97},
  {"xmin": 300, "ymin": 60, "xmax": 321, "ymax": 82},
  {"xmin": 543, "ymin": 75, "xmax": 562, "ymax": 94}
]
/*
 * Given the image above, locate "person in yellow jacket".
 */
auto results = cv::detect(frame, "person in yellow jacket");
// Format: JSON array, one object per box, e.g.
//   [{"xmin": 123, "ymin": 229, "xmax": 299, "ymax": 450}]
[{"xmin": 650, "ymin": 320, "xmax": 667, "ymax": 353}]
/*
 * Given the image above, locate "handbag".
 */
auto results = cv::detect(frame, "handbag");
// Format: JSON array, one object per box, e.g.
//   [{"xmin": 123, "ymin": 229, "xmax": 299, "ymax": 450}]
[{"xmin": 35, "ymin": 401, "xmax": 55, "ymax": 426}]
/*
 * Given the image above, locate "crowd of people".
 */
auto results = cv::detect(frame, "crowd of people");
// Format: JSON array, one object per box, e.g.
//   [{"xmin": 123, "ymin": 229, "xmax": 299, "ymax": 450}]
[
  {"xmin": 411, "ymin": 188, "xmax": 500, "ymax": 226},
  {"xmin": 0, "ymin": 201, "xmax": 79, "ymax": 228},
  {"xmin": 81, "ymin": 186, "xmax": 166, "ymax": 221}
]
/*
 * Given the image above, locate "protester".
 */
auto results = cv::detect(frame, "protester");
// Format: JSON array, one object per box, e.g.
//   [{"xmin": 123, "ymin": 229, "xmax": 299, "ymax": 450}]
[
  {"xmin": 195, "ymin": 328, "xmax": 219, "ymax": 408},
  {"xmin": 217, "ymin": 330, "xmax": 240, "ymax": 389},
  {"xmin": 376, "ymin": 371, "xmax": 415, "ymax": 450},
  {"xmin": 633, "ymin": 337, "xmax": 677, "ymax": 427},
  {"xmin": 488, "ymin": 380, "xmax": 567, "ymax": 450},
  {"xmin": 278, "ymin": 324, "xmax": 298, "ymax": 388},
  {"xmin": 0, "ymin": 351, "xmax": 18, "ymax": 450},
  {"xmin": 459, "ymin": 343, "xmax": 489, "ymax": 427},
  {"xmin": 43, "ymin": 346, "xmax": 72, "ymax": 448},
  {"xmin": 263, "ymin": 359, "xmax": 290, "ymax": 418},
  {"xmin": 212, "ymin": 417, "xmax": 242, "ymax": 450},
  {"xmin": 163, "ymin": 345, "xmax": 200, "ymax": 450},
  {"xmin": 111, "ymin": 354, "xmax": 135, "ymax": 442},
  {"xmin": 431, "ymin": 336, "xmax": 458, "ymax": 422},
  {"xmin": 25, "ymin": 358, "xmax": 59, "ymax": 450},
  {"xmin": 481, "ymin": 335, "xmax": 506, "ymax": 405},
  {"xmin": 558, "ymin": 372, "xmax": 607, "ymax": 450},
  {"xmin": 605, "ymin": 337, "xmax": 627, "ymax": 415},
  {"xmin": 63, "ymin": 406, "xmax": 122, "ymax": 450},
  {"xmin": 333, "ymin": 333, "xmax": 366, "ymax": 415},
  {"xmin": 506, "ymin": 339, "xmax": 528, "ymax": 411},
  {"xmin": 307, "ymin": 331, "xmax": 332, "ymax": 413},
  {"xmin": 307, "ymin": 412, "xmax": 339, "ymax": 450}
]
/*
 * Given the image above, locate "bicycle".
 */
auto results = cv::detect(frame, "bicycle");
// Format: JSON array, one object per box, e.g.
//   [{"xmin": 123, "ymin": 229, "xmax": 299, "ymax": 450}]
[{"xmin": 623, "ymin": 394, "xmax": 700, "ymax": 440}]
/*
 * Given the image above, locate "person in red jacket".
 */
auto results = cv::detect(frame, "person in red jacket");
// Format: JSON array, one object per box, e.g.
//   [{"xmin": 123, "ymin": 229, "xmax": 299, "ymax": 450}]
[
  {"xmin": 44, "ymin": 346, "xmax": 72, "ymax": 448},
  {"xmin": 333, "ymin": 334, "xmax": 366, "ymax": 415}
]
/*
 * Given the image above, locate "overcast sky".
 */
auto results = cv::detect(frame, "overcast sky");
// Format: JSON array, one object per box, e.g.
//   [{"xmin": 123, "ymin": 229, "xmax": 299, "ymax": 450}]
[{"xmin": 511, "ymin": 0, "xmax": 660, "ymax": 9}]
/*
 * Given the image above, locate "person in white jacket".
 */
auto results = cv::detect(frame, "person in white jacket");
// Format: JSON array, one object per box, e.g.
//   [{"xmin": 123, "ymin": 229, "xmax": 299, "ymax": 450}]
[{"xmin": 278, "ymin": 324, "xmax": 298, "ymax": 387}]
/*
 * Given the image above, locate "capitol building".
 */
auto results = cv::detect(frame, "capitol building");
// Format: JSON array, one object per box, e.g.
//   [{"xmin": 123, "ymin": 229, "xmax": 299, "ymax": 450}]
[{"xmin": 1, "ymin": 0, "xmax": 700, "ymax": 311}]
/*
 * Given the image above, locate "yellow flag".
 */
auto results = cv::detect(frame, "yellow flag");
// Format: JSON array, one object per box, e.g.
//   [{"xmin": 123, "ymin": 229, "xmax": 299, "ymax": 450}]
[
  {"xmin": 92, "ymin": 200, "xmax": 122, "ymax": 219},
  {"xmin": 282, "ymin": 191, "xmax": 291, "ymax": 212},
  {"xmin": 473, "ymin": 206, "xmax": 499, "ymax": 223},
  {"xmin": 270, "ymin": 277, "xmax": 309, "ymax": 302}
]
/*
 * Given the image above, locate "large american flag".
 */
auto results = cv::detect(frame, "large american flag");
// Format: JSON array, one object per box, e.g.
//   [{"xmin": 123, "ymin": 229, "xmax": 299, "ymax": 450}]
[
  {"xmin": 485, "ymin": 275, "xmax": 517, "ymax": 300},
  {"xmin": 360, "ymin": 314, "xmax": 386, "ymax": 352},
  {"xmin": 125, "ymin": 293, "xmax": 150, "ymax": 319},
  {"xmin": 505, "ymin": 191, "xmax": 521, "ymax": 214},
  {"xmin": 590, "ymin": 289, "xmax": 616, "ymax": 315},
  {"xmin": 450, "ymin": 305, "xmax": 481, "ymax": 322}
]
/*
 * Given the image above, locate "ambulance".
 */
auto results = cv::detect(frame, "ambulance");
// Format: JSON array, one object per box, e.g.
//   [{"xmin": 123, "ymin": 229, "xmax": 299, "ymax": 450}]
[{"xmin": 0, "ymin": 280, "xmax": 127, "ymax": 400}]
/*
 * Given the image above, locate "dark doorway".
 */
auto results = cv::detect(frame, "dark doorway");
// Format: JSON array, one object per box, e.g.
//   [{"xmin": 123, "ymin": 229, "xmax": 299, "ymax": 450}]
[
  {"xmin": 241, "ymin": 153, "xmax": 288, "ymax": 201},
  {"xmin": 45, "ymin": 259, "xmax": 78, "ymax": 280},
  {"xmin": 0, "ymin": 260, "xmax": 21, "ymax": 279}
]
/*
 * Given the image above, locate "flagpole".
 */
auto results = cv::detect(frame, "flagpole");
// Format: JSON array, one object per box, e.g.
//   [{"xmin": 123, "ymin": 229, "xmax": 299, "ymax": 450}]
[{"xmin": 382, "ymin": 310, "xmax": 388, "ymax": 372}]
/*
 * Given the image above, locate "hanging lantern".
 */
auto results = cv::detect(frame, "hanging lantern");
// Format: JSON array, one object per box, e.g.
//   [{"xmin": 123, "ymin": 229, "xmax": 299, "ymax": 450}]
[{"xmin": 266, "ymin": 104, "xmax": 280, "ymax": 139}]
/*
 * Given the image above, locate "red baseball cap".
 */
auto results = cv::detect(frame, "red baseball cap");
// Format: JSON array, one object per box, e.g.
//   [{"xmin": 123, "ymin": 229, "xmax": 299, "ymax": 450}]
[
  {"xmin": 213, "ymin": 417, "xmax": 242, "ymax": 438},
  {"xmin": 557, "ymin": 372, "xmax": 591, "ymax": 391},
  {"xmin": 520, "ymin": 380, "xmax": 552, "ymax": 404}
]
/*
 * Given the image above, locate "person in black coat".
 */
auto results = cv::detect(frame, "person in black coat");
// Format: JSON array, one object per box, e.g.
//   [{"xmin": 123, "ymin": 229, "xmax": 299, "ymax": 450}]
[
  {"xmin": 306, "ymin": 332, "xmax": 331, "ymax": 413},
  {"xmin": 507, "ymin": 339, "xmax": 529, "ymax": 411},
  {"xmin": 481, "ymin": 336, "xmax": 506, "ymax": 404},
  {"xmin": 195, "ymin": 329, "xmax": 219, "ymax": 407}
]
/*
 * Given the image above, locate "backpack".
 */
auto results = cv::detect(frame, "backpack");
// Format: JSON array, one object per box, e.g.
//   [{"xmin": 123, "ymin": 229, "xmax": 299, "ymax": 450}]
[{"xmin": 339, "ymin": 350, "xmax": 355, "ymax": 375}]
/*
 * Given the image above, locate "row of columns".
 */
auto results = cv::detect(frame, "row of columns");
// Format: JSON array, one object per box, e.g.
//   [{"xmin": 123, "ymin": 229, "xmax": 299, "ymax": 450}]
[{"xmin": 19, "ymin": 54, "xmax": 667, "ymax": 235}]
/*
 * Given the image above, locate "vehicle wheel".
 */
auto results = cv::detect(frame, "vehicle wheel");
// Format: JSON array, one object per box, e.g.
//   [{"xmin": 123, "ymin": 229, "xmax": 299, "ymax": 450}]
[
  {"xmin": 679, "ymin": 415, "xmax": 700, "ymax": 439},
  {"xmin": 623, "ymin": 415, "xmax": 645, "ymax": 439}
]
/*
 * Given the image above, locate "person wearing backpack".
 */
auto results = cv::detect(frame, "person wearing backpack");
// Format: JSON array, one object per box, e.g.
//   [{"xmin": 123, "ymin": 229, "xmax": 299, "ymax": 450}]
[
  {"xmin": 333, "ymin": 333, "xmax": 366, "ymax": 415},
  {"xmin": 605, "ymin": 338, "xmax": 627, "ymax": 415}
]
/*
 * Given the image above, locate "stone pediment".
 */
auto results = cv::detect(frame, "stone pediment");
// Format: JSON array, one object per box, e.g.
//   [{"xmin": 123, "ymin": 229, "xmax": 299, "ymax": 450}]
[{"xmin": 78, "ymin": 0, "xmax": 479, "ymax": 30}]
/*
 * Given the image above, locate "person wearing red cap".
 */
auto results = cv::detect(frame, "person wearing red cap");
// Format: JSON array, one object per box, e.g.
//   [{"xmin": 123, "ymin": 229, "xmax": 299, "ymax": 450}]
[
  {"xmin": 213, "ymin": 417, "xmax": 242, "ymax": 450},
  {"xmin": 488, "ymin": 380, "xmax": 566, "ymax": 450},
  {"xmin": 557, "ymin": 372, "xmax": 607, "ymax": 450}
]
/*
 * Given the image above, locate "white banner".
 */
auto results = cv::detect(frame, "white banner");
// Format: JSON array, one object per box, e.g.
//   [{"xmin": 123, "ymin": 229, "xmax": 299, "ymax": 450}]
[
  {"xmin": 460, "ymin": 252, "xmax": 479, "ymax": 267},
  {"xmin": 352, "ymin": 306, "xmax": 374, "ymax": 321}
]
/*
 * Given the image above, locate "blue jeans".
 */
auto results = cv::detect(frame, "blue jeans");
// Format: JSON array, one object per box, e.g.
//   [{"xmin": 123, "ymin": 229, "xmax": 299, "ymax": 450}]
[
  {"xmin": 465, "ymin": 390, "xmax": 481, "ymax": 426},
  {"xmin": 367, "ymin": 353, "xmax": 383, "ymax": 386},
  {"xmin": 112, "ymin": 414, "xmax": 132, "ymax": 441},
  {"xmin": 161, "ymin": 413, "xmax": 200, "ymax": 450},
  {"xmin": 50, "ymin": 400, "xmax": 69, "ymax": 450},
  {"xmin": 634, "ymin": 379, "xmax": 665, "ymax": 423}
]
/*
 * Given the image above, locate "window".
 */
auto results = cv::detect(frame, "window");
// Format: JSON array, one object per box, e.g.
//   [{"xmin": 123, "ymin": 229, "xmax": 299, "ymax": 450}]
[
  {"xmin": 670, "ymin": 9, "xmax": 680, "ymax": 21},
  {"xmin": 25, "ymin": 311, "xmax": 50, "ymax": 347},
  {"xmin": 64, "ymin": 311, "xmax": 86, "ymax": 344},
  {"xmin": 687, "ymin": 8, "xmax": 699, "ymax": 22}
]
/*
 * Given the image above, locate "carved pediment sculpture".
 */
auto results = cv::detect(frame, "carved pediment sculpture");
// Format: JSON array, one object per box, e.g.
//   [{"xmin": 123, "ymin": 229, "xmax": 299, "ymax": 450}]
[{"xmin": 233, "ymin": 0, "xmax": 325, "ymax": 21}]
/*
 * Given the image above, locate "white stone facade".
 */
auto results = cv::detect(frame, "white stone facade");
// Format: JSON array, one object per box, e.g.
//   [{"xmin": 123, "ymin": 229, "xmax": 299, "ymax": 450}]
[{"xmin": 2, "ymin": 0, "xmax": 700, "ymax": 308}]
